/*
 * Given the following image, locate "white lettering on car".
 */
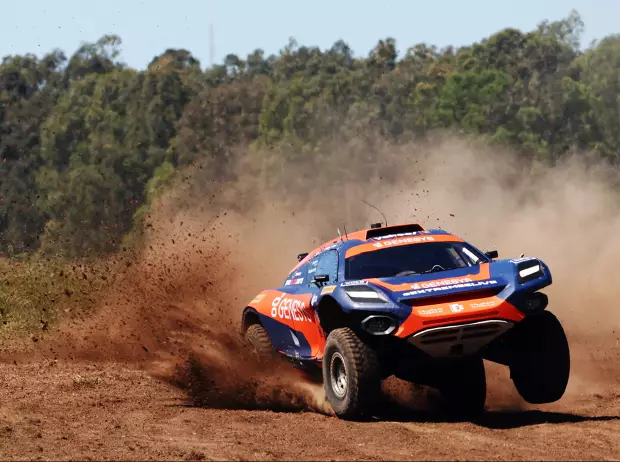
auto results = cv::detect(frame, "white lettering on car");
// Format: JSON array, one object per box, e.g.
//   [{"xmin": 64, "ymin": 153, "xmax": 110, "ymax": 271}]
[
  {"xmin": 470, "ymin": 301, "xmax": 497, "ymax": 309},
  {"xmin": 284, "ymin": 277, "xmax": 304, "ymax": 286},
  {"xmin": 510, "ymin": 257, "xmax": 536, "ymax": 263},
  {"xmin": 271, "ymin": 293, "xmax": 314, "ymax": 322},
  {"xmin": 372, "ymin": 236, "xmax": 435, "ymax": 248},
  {"xmin": 373, "ymin": 231, "xmax": 421, "ymax": 241},
  {"xmin": 402, "ymin": 279, "xmax": 501, "ymax": 297},
  {"xmin": 411, "ymin": 277, "xmax": 472, "ymax": 290},
  {"xmin": 417, "ymin": 307, "xmax": 444, "ymax": 315},
  {"xmin": 341, "ymin": 280, "xmax": 369, "ymax": 286}
]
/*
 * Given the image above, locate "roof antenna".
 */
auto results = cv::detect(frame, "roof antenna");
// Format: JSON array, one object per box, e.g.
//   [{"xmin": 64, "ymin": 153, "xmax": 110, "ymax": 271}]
[
  {"xmin": 336, "ymin": 228, "xmax": 343, "ymax": 241},
  {"xmin": 361, "ymin": 199, "xmax": 388, "ymax": 226},
  {"xmin": 343, "ymin": 224, "xmax": 349, "ymax": 240}
]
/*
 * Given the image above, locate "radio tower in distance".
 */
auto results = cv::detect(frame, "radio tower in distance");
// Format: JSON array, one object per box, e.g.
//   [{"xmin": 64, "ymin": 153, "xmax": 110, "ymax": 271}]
[{"xmin": 209, "ymin": 22, "xmax": 214, "ymax": 67}]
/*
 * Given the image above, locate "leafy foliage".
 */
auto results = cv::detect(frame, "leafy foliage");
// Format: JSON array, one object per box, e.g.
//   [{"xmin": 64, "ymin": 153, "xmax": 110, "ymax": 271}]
[{"xmin": 0, "ymin": 10, "xmax": 619, "ymax": 257}]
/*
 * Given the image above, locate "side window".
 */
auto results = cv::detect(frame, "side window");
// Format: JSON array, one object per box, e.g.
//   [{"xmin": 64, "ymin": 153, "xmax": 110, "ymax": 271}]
[
  {"xmin": 316, "ymin": 250, "xmax": 339, "ymax": 283},
  {"xmin": 306, "ymin": 258, "xmax": 319, "ymax": 286}
]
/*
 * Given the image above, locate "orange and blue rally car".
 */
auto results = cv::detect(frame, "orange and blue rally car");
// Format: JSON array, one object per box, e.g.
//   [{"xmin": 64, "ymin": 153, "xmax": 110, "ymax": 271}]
[{"xmin": 241, "ymin": 222, "xmax": 570, "ymax": 420}]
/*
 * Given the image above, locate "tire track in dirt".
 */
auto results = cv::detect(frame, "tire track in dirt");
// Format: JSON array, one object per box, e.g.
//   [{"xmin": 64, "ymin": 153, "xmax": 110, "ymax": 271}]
[{"xmin": 1, "ymin": 361, "xmax": 620, "ymax": 460}]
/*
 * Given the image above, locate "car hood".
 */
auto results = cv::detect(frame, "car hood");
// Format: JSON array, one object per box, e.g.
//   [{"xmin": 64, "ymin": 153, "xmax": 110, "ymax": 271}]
[{"xmin": 366, "ymin": 262, "xmax": 510, "ymax": 301}]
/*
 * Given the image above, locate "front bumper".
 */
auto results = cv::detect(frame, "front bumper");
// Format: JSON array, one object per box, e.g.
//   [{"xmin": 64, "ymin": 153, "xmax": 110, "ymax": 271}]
[{"xmin": 406, "ymin": 318, "xmax": 515, "ymax": 358}]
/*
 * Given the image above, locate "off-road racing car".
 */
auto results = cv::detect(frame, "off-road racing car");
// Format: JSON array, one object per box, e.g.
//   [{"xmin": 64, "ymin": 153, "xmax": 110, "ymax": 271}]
[{"xmin": 241, "ymin": 222, "xmax": 570, "ymax": 420}]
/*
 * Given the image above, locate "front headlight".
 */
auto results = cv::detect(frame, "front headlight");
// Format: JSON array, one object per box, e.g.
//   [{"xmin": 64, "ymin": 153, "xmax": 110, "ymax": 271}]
[
  {"xmin": 344, "ymin": 285, "xmax": 390, "ymax": 304},
  {"xmin": 517, "ymin": 261, "xmax": 543, "ymax": 283}
]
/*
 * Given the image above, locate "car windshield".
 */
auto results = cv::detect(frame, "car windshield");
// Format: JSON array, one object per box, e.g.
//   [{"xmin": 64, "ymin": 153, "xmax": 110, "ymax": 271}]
[{"xmin": 345, "ymin": 241, "xmax": 488, "ymax": 280}]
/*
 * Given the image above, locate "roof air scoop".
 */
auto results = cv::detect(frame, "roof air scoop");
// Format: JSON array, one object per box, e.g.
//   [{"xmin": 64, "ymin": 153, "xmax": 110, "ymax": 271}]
[{"xmin": 366, "ymin": 223, "xmax": 425, "ymax": 240}]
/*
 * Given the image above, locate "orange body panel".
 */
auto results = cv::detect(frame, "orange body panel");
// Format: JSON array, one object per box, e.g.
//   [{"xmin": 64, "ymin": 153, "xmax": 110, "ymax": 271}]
[
  {"xmin": 249, "ymin": 290, "xmax": 326, "ymax": 358},
  {"xmin": 289, "ymin": 222, "xmax": 430, "ymax": 274},
  {"xmin": 370, "ymin": 263, "xmax": 491, "ymax": 292},
  {"xmin": 345, "ymin": 234, "xmax": 463, "ymax": 258},
  {"xmin": 394, "ymin": 295, "xmax": 525, "ymax": 339}
]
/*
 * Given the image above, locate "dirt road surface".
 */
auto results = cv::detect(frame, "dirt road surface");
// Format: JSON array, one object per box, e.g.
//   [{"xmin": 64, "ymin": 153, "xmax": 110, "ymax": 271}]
[
  {"xmin": 3, "ymin": 143, "xmax": 620, "ymax": 460},
  {"xmin": 1, "ymin": 358, "xmax": 619, "ymax": 461}
]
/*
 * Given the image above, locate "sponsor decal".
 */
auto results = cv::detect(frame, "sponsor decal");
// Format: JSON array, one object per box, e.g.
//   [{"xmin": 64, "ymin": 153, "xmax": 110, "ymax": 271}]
[
  {"xmin": 341, "ymin": 280, "xmax": 369, "ymax": 287},
  {"xmin": 308, "ymin": 260, "xmax": 318, "ymax": 274},
  {"xmin": 417, "ymin": 307, "xmax": 444, "ymax": 316},
  {"xmin": 372, "ymin": 231, "xmax": 421, "ymax": 241},
  {"xmin": 510, "ymin": 257, "xmax": 535, "ymax": 263},
  {"xmin": 411, "ymin": 277, "xmax": 472, "ymax": 290},
  {"xmin": 402, "ymin": 279, "xmax": 501, "ymax": 297},
  {"xmin": 294, "ymin": 271, "xmax": 303, "ymax": 277},
  {"xmin": 373, "ymin": 236, "xmax": 435, "ymax": 249},
  {"xmin": 470, "ymin": 301, "xmax": 497, "ymax": 309},
  {"xmin": 284, "ymin": 277, "xmax": 304, "ymax": 286},
  {"xmin": 321, "ymin": 285, "xmax": 336, "ymax": 294},
  {"xmin": 310, "ymin": 294, "xmax": 319, "ymax": 307},
  {"xmin": 270, "ymin": 293, "xmax": 314, "ymax": 322},
  {"xmin": 250, "ymin": 293, "xmax": 265, "ymax": 304},
  {"xmin": 526, "ymin": 298, "xmax": 542, "ymax": 311},
  {"xmin": 449, "ymin": 303, "xmax": 465, "ymax": 313}
]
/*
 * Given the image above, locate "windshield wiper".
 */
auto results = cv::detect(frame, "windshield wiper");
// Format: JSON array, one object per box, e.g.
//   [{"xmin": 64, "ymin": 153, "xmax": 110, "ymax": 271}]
[
  {"xmin": 421, "ymin": 264, "xmax": 451, "ymax": 274},
  {"xmin": 392, "ymin": 270, "xmax": 418, "ymax": 277}
]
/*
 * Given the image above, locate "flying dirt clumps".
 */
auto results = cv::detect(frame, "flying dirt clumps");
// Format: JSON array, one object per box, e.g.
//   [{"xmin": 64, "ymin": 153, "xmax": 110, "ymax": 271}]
[
  {"xmin": 159, "ymin": 135, "xmax": 620, "ymax": 412},
  {"xmin": 10, "ymin": 134, "xmax": 620, "ymax": 416},
  {"xmin": 9, "ymin": 203, "xmax": 335, "ymax": 415},
  {"xmin": 160, "ymin": 332, "xmax": 334, "ymax": 415}
]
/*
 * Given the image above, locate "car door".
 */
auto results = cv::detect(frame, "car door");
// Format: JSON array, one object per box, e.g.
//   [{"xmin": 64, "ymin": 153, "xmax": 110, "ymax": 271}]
[
  {"xmin": 296, "ymin": 249, "xmax": 340, "ymax": 359},
  {"xmin": 266, "ymin": 264, "xmax": 313, "ymax": 358}
]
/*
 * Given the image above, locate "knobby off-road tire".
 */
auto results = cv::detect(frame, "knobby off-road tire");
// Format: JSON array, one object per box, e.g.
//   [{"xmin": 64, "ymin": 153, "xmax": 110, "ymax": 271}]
[
  {"xmin": 322, "ymin": 327, "xmax": 381, "ymax": 420},
  {"xmin": 427, "ymin": 356, "xmax": 487, "ymax": 420},
  {"xmin": 244, "ymin": 323, "xmax": 276, "ymax": 362},
  {"xmin": 509, "ymin": 310, "xmax": 570, "ymax": 404}
]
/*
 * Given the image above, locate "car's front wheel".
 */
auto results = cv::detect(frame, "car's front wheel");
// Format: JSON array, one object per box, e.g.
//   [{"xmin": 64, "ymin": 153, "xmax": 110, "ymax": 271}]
[
  {"xmin": 322, "ymin": 327, "xmax": 381, "ymax": 420},
  {"xmin": 509, "ymin": 310, "xmax": 570, "ymax": 404}
]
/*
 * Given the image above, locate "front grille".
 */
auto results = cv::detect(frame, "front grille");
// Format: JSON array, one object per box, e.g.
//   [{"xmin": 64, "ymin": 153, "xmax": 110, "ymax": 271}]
[{"xmin": 408, "ymin": 319, "xmax": 514, "ymax": 358}]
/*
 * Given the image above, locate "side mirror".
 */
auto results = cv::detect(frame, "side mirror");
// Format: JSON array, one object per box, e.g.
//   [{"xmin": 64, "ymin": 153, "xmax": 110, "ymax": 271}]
[
  {"xmin": 485, "ymin": 250, "xmax": 499, "ymax": 259},
  {"xmin": 312, "ymin": 274, "xmax": 329, "ymax": 286},
  {"xmin": 297, "ymin": 252, "xmax": 309, "ymax": 262}
]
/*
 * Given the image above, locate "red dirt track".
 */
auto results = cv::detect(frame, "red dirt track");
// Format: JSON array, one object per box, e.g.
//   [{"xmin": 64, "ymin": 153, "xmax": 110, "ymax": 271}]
[
  {"xmin": 1, "ymin": 359, "xmax": 620, "ymax": 460},
  {"xmin": 3, "ymin": 142, "xmax": 620, "ymax": 460}
]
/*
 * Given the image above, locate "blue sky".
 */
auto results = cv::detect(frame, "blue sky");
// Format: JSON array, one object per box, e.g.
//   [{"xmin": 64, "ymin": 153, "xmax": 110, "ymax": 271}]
[{"xmin": 3, "ymin": 0, "xmax": 618, "ymax": 69}]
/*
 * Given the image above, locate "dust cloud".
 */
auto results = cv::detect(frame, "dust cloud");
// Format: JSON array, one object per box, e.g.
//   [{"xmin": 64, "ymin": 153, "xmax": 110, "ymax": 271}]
[
  {"xmin": 367, "ymin": 138, "xmax": 620, "ymax": 410},
  {"xmin": 14, "ymin": 134, "xmax": 620, "ymax": 415}
]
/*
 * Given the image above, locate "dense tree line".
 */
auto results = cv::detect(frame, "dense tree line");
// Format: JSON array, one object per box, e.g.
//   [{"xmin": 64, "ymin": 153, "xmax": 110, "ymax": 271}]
[{"xmin": 1, "ymin": 10, "xmax": 619, "ymax": 257}]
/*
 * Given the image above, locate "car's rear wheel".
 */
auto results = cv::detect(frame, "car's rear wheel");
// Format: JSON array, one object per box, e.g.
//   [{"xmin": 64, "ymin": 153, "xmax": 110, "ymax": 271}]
[
  {"xmin": 244, "ymin": 323, "xmax": 276, "ymax": 362},
  {"xmin": 421, "ymin": 356, "xmax": 487, "ymax": 419},
  {"xmin": 509, "ymin": 310, "xmax": 570, "ymax": 404},
  {"xmin": 322, "ymin": 327, "xmax": 381, "ymax": 420}
]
